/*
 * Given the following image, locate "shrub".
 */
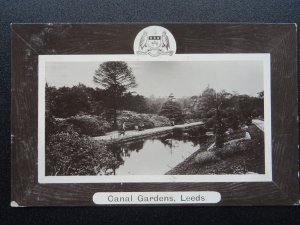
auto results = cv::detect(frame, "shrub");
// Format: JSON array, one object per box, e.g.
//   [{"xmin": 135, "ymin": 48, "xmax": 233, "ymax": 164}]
[
  {"xmin": 55, "ymin": 118, "xmax": 76, "ymax": 132},
  {"xmin": 148, "ymin": 114, "xmax": 171, "ymax": 127},
  {"xmin": 46, "ymin": 117, "xmax": 77, "ymax": 141},
  {"xmin": 66, "ymin": 115, "xmax": 112, "ymax": 136},
  {"xmin": 117, "ymin": 111, "xmax": 170, "ymax": 130},
  {"xmin": 215, "ymin": 139, "xmax": 248, "ymax": 158},
  {"xmin": 46, "ymin": 131, "xmax": 122, "ymax": 176},
  {"xmin": 195, "ymin": 151, "xmax": 220, "ymax": 164}
]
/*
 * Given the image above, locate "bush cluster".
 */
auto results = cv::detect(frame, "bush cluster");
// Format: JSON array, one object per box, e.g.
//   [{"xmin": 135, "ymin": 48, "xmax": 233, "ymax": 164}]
[
  {"xmin": 66, "ymin": 115, "xmax": 112, "ymax": 136},
  {"xmin": 215, "ymin": 139, "xmax": 248, "ymax": 158},
  {"xmin": 195, "ymin": 151, "xmax": 220, "ymax": 164},
  {"xmin": 46, "ymin": 130, "xmax": 122, "ymax": 176},
  {"xmin": 194, "ymin": 139, "xmax": 251, "ymax": 166},
  {"xmin": 117, "ymin": 111, "xmax": 171, "ymax": 130}
]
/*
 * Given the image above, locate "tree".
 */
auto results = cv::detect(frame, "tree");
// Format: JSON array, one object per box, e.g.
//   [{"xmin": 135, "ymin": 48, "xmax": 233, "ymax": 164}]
[
  {"xmin": 145, "ymin": 96, "xmax": 166, "ymax": 114},
  {"xmin": 49, "ymin": 84, "xmax": 92, "ymax": 118},
  {"xmin": 257, "ymin": 91, "xmax": 264, "ymax": 99},
  {"xmin": 94, "ymin": 61, "xmax": 137, "ymax": 129},
  {"xmin": 197, "ymin": 86, "xmax": 217, "ymax": 118},
  {"xmin": 159, "ymin": 94, "xmax": 184, "ymax": 124},
  {"xmin": 234, "ymin": 95, "xmax": 253, "ymax": 124},
  {"xmin": 223, "ymin": 107, "xmax": 239, "ymax": 130},
  {"xmin": 120, "ymin": 93, "xmax": 148, "ymax": 113},
  {"xmin": 215, "ymin": 108, "xmax": 226, "ymax": 148},
  {"xmin": 45, "ymin": 84, "xmax": 57, "ymax": 140}
]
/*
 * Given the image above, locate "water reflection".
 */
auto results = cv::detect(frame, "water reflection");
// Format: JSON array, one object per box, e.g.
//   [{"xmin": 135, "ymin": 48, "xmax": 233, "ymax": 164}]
[{"xmin": 108, "ymin": 131, "xmax": 208, "ymax": 175}]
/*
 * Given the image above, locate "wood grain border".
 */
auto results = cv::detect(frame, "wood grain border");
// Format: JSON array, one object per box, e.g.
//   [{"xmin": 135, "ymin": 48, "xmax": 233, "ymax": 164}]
[{"xmin": 11, "ymin": 23, "xmax": 299, "ymax": 206}]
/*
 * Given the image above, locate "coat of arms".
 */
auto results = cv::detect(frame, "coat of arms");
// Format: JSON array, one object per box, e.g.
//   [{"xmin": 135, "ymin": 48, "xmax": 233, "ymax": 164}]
[{"xmin": 134, "ymin": 26, "xmax": 176, "ymax": 57}]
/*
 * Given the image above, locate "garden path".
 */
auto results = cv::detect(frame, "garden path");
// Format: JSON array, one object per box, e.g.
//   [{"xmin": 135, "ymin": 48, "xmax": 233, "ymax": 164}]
[{"xmin": 94, "ymin": 121, "xmax": 203, "ymax": 142}]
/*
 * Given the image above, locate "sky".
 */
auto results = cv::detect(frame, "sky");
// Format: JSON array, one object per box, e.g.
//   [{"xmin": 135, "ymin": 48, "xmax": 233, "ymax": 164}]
[{"xmin": 45, "ymin": 60, "xmax": 264, "ymax": 97}]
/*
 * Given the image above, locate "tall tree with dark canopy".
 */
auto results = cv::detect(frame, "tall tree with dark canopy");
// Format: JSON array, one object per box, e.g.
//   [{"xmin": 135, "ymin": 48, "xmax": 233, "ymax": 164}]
[
  {"xmin": 94, "ymin": 61, "xmax": 137, "ymax": 129},
  {"xmin": 159, "ymin": 94, "xmax": 184, "ymax": 124}
]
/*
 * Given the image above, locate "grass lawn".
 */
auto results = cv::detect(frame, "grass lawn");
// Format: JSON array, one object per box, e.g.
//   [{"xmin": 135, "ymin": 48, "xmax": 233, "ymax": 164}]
[{"xmin": 166, "ymin": 124, "xmax": 265, "ymax": 175}]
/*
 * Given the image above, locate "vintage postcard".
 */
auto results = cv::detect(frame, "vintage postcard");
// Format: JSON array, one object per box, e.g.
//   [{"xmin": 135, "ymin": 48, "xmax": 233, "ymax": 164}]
[{"xmin": 11, "ymin": 24, "xmax": 298, "ymax": 206}]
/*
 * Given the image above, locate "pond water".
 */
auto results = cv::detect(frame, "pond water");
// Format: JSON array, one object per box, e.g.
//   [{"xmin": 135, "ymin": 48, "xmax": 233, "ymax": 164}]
[{"xmin": 108, "ymin": 133, "xmax": 207, "ymax": 175}]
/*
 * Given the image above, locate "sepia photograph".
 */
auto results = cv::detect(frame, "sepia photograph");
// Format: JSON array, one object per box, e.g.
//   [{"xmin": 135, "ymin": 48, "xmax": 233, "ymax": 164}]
[{"xmin": 38, "ymin": 54, "xmax": 271, "ymax": 183}]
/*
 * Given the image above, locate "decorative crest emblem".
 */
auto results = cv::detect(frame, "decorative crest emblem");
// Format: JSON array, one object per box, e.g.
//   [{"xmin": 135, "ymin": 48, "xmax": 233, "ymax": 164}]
[{"xmin": 134, "ymin": 26, "xmax": 176, "ymax": 57}]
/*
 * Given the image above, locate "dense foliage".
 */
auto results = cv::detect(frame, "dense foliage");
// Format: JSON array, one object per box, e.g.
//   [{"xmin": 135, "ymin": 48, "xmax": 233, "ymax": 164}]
[
  {"xmin": 186, "ymin": 87, "xmax": 264, "ymax": 130},
  {"xmin": 118, "ymin": 111, "xmax": 171, "ymax": 130},
  {"xmin": 66, "ymin": 115, "xmax": 112, "ymax": 136},
  {"xmin": 46, "ymin": 131, "xmax": 122, "ymax": 176},
  {"xmin": 46, "ymin": 84, "xmax": 263, "ymax": 131},
  {"xmin": 159, "ymin": 99, "xmax": 184, "ymax": 124}
]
